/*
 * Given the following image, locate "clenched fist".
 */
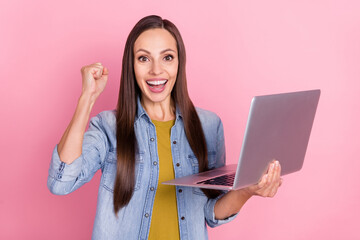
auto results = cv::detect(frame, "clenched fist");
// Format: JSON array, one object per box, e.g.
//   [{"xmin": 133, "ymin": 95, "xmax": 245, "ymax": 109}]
[{"xmin": 81, "ymin": 62, "xmax": 109, "ymax": 101}]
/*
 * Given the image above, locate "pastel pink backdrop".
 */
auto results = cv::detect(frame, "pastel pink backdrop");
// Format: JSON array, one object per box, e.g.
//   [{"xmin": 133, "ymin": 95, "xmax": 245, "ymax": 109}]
[{"xmin": 1, "ymin": 0, "xmax": 359, "ymax": 239}]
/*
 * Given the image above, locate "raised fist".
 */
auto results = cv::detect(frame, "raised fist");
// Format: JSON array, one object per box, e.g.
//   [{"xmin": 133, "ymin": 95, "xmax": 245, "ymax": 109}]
[{"xmin": 81, "ymin": 62, "xmax": 109, "ymax": 101}]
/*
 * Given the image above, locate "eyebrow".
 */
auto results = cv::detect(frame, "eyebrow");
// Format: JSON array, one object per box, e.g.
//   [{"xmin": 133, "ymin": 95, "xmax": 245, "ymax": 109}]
[{"xmin": 135, "ymin": 48, "xmax": 177, "ymax": 54}]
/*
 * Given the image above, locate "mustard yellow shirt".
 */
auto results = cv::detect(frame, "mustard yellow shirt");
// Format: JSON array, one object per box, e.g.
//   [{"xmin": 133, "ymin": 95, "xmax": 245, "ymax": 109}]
[{"xmin": 148, "ymin": 119, "xmax": 180, "ymax": 240}]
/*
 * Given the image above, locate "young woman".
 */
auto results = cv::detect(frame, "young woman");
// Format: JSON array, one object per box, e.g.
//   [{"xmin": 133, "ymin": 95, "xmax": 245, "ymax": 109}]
[{"xmin": 47, "ymin": 15, "xmax": 282, "ymax": 239}]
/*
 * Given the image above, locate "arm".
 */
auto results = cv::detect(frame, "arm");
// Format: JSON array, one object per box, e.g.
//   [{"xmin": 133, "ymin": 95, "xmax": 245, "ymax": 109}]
[
  {"xmin": 47, "ymin": 63, "xmax": 109, "ymax": 195},
  {"xmin": 58, "ymin": 63, "xmax": 109, "ymax": 164}
]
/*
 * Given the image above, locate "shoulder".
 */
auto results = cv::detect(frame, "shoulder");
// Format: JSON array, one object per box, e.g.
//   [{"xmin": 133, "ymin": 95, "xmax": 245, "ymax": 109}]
[
  {"xmin": 97, "ymin": 110, "xmax": 116, "ymax": 125},
  {"xmin": 89, "ymin": 110, "xmax": 116, "ymax": 133},
  {"xmin": 195, "ymin": 107, "xmax": 222, "ymax": 130},
  {"xmin": 86, "ymin": 110, "xmax": 117, "ymax": 150},
  {"xmin": 195, "ymin": 107, "xmax": 224, "ymax": 151}
]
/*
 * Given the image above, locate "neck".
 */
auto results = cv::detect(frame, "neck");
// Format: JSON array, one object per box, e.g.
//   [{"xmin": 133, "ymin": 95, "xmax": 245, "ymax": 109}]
[{"xmin": 141, "ymin": 97, "xmax": 175, "ymax": 121}]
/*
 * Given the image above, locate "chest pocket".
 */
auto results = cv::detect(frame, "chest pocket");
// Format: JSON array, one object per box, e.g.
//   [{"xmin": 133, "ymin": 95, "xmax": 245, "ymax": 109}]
[
  {"xmin": 102, "ymin": 152, "xmax": 144, "ymax": 193},
  {"xmin": 188, "ymin": 151, "xmax": 217, "ymax": 174},
  {"xmin": 188, "ymin": 151, "xmax": 217, "ymax": 196}
]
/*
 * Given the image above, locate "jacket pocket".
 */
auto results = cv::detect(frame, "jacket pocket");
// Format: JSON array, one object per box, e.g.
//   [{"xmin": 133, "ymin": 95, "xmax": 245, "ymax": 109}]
[
  {"xmin": 188, "ymin": 151, "xmax": 217, "ymax": 196},
  {"xmin": 102, "ymin": 152, "xmax": 144, "ymax": 193}
]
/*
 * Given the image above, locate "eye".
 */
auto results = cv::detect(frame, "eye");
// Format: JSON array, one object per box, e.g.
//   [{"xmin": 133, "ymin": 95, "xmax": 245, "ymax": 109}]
[
  {"xmin": 138, "ymin": 56, "xmax": 149, "ymax": 62},
  {"xmin": 164, "ymin": 54, "xmax": 174, "ymax": 61}
]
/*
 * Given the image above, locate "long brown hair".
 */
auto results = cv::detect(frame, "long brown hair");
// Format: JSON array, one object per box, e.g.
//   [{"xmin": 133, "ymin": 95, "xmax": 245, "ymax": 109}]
[{"xmin": 114, "ymin": 15, "xmax": 221, "ymax": 215}]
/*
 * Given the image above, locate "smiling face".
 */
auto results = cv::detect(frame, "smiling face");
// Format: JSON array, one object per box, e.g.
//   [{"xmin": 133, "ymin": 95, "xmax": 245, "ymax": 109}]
[{"xmin": 133, "ymin": 28, "xmax": 179, "ymax": 108}]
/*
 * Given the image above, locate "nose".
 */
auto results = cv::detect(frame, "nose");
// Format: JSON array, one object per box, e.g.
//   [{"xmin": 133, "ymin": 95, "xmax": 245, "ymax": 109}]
[{"xmin": 149, "ymin": 60, "xmax": 163, "ymax": 75}]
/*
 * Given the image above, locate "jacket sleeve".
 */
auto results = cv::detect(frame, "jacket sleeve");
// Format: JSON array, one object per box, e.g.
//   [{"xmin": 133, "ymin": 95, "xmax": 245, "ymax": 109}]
[
  {"xmin": 204, "ymin": 117, "xmax": 239, "ymax": 227},
  {"xmin": 47, "ymin": 114, "xmax": 108, "ymax": 195}
]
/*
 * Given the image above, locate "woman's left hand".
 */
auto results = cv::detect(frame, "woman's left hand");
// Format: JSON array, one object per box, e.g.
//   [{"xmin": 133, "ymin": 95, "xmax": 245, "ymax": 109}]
[
  {"xmin": 242, "ymin": 160, "xmax": 282, "ymax": 198},
  {"xmin": 214, "ymin": 160, "xmax": 282, "ymax": 220}
]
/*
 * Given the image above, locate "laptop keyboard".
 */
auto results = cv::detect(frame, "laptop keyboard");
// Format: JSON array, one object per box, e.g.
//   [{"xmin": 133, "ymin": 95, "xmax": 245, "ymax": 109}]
[{"xmin": 197, "ymin": 173, "xmax": 235, "ymax": 186}]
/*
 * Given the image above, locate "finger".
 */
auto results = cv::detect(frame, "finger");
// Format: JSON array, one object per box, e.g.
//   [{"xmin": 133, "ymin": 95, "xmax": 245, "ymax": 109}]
[
  {"xmin": 258, "ymin": 173, "xmax": 269, "ymax": 189},
  {"xmin": 268, "ymin": 161, "xmax": 281, "ymax": 196},
  {"xmin": 103, "ymin": 67, "xmax": 109, "ymax": 75},
  {"xmin": 273, "ymin": 161, "xmax": 281, "ymax": 183},
  {"xmin": 269, "ymin": 179, "xmax": 281, "ymax": 197},
  {"xmin": 274, "ymin": 161, "xmax": 281, "ymax": 188},
  {"xmin": 259, "ymin": 161, "xmax": 277, "ymax": 197},
  {"xmin": 254, "ymin": 161, "xmax": 278, "ymax": 197},
  {"xmin": 277, "ymin": 162, "xmax": 281, "ymax": 183},
  {"xmin": 92, "ymin": 66, "xmax": 104, "ymax": 79},
  {"xmin": 267, "ymin": 161, "xmax": 276, "ymax": 186},
  {"xmin": 268, "ymin": 188, "xmax": 278, "ymax": 198}
]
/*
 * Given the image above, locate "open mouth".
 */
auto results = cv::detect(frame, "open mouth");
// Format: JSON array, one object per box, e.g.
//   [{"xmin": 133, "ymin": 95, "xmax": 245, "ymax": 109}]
[{"xmin": 146, "ymin": 79, "xmax": 168, "ymax": 89}]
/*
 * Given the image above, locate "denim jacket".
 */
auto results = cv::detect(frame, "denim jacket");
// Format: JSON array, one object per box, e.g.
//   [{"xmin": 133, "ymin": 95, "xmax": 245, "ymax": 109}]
[{"xmin": 47, "ymin": 99, "xmax": 238, "ymax": 240}]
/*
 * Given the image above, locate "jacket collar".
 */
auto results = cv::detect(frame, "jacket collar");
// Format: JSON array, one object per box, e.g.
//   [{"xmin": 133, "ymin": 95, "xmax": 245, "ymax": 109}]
[{"xmin": 135, "ymin": 96, "xmax": 182, "ymax": 123}]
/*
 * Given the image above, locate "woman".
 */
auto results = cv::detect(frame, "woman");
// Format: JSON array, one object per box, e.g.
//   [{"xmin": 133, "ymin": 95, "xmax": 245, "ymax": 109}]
[{"xmin": 47, "ymin": 15, "xmax": 282, "ymax": 239}]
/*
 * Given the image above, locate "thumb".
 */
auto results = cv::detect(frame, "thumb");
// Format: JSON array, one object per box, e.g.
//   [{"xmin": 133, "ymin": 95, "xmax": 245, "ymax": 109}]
[
  {"xmin": 257, "ymin": 174, "xmax": 268, "ymax": 189},
  {"xmin": 103, "ymin": 67, "xmax": 109, "ymax": 75},
  {"xmin": 92, "ymin": 68, "xmax": 103, "ymax": 80}
]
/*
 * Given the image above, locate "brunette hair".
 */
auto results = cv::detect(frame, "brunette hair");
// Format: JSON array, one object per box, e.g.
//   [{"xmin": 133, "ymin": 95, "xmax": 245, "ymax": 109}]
[{"xmin": 114, "ymin": 15, "xmax": 221, "ymax": 214}]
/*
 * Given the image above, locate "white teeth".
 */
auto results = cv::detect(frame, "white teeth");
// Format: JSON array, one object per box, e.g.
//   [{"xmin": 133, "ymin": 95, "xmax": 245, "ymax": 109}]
[{"xmin": 146, "ymin": 80, "xmax": 167, "ymax": 86}]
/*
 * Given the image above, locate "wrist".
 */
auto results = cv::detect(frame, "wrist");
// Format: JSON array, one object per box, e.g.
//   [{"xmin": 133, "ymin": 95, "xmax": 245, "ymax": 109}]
[
  {"xmin": 76, "ymin": 93, "xmax": 96, "ymax": 118},
  {"xmin": 234, "ymin": 188, "xmax": 253, "ymax": 200},
  {"xmin": 79, "ymin": 92, "xmax": 96, "ymax": 107},
  {"xmin": 214, "ymin": 189, "xmax": 253, "ymax": 220}
]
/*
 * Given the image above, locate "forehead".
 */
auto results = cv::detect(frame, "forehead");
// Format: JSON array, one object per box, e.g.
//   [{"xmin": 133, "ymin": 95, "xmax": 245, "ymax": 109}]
[{"xmin": 134, "ymin": 28, "xmax": 177, "ymax": 52}]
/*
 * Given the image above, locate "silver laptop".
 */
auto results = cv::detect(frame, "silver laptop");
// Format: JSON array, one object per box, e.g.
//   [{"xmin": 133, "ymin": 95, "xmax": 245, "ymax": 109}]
[{"xmin": 162, "ymin": 89, "xmax": 321, "ymax": 190}]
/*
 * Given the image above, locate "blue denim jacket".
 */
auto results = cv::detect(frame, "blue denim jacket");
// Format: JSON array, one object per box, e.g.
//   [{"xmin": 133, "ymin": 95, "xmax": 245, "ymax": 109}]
[{"xmin": 47, "ymin": 99, "xmax": 238, "ymax": 239}]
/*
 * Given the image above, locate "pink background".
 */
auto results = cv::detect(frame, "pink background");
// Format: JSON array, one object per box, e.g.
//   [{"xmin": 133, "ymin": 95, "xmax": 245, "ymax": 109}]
[{"xmin": 1, "ymin": 0, "xmax": 359, "ymax": 239}]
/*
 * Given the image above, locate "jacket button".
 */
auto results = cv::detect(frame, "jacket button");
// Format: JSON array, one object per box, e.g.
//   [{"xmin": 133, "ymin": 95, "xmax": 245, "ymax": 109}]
[
  {"xmin": 173, "ymin": 140, "xmax": 177, "ymax": 144},
  {"xmin": 145, "ymin": 213, "xmax": 149, "ymax": 218},
  {"xmin": 181, "ymin": 216, "xmax": 185, "ymax": 220},
  {"xmin": 178, "ymin": 189, "xmax": 182, "ymax": 193},
  {"xmin": 176, "ymin": 163, "xmax": 180, "ymax": 167},
  {"xmin": 150, "ymin": 138, "xmax": 154, "ymax": 142},
  {"xmin": 153, "ymin": 161, "xmax": 158, "ymax": 166},
  {"xmin": 150, "ymin": 187, "xmax": 155, "ymax": 191}
]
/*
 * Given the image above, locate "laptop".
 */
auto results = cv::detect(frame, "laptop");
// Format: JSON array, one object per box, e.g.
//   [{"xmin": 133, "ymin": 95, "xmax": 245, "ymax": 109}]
[{"xmin": 162, "ymin": 89, "xmax": 321, "ymax": 190}]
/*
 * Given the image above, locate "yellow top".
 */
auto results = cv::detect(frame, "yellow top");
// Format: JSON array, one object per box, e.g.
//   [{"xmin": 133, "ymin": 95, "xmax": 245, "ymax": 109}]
[{"xmin": 148, "ymin": 119, "xmax": 180, "ymax": 240}]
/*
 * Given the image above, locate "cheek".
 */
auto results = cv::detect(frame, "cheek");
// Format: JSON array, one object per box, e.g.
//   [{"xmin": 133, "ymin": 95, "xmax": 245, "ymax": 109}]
[
  {"xmin": 134, "ymin": 65, "xmax": 146, "ymax": 82},
  {"xmin": 169, "ymin": 62, "xmax": 179, "ymax": 78},
  {"xmin": 134, "ymin": 64, "xmax": 140, "ymax": 77}
]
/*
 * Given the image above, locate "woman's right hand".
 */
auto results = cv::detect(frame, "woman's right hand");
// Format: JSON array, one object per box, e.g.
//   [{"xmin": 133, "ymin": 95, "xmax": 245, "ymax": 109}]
[
  {"xmin": 57, "ymin": 63, "xmax": 109, "ymax": 164},
  {"xmin": 81, "ymin": 62, "xmax": 109, "ymax": 101}
]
